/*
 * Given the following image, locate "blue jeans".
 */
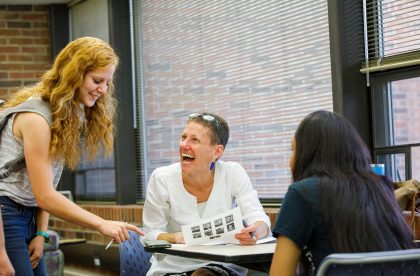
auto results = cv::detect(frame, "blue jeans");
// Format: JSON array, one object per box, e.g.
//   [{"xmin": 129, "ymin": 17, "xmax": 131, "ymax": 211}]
[{"xmin": 0, "ymin": 196, "xmax": 46, "ymax": 276}]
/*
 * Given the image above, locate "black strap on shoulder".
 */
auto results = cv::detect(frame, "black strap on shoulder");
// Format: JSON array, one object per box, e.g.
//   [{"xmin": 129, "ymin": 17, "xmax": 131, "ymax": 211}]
[{"xmin": 0, "ymin": 98, "xmax": 52, "ymax": 180}]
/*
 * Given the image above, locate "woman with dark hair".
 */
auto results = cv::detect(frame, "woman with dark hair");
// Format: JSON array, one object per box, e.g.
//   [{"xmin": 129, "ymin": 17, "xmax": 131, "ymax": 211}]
[{"xmin": 270, "ymin": 110, "xmax": 413, "ymax": 275}]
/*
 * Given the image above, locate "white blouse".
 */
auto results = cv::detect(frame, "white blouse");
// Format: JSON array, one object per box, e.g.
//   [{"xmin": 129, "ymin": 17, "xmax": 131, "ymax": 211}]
[{"xmin": 143, "ymin": 160, "xmax": 270, "ymax": 276}]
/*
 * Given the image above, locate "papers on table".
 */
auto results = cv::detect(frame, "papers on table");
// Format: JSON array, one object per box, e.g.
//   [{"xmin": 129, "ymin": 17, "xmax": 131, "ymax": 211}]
[
  {"xmin": 181, "ymin": 207, "xmax": 276, "ymax": 246},
  {"xmin": 181, "ymin": 207, "xmax": 243, "ymax": 246}
]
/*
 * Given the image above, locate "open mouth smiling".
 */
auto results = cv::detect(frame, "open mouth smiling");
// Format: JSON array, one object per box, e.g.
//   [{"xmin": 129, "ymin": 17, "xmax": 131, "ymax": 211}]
[{"xmin": 182, "ymin": 153, "xmax": 195, "ymax": 162}]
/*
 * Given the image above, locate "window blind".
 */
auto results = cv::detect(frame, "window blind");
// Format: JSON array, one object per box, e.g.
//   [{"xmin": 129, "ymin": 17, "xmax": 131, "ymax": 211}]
[
  {"xmin": 133, "ymin": 0, "xmax": 333, "ymax": 199},
  {"xmin": 362, "ymin": 0, "xmax": 420, "ymax": 73}
]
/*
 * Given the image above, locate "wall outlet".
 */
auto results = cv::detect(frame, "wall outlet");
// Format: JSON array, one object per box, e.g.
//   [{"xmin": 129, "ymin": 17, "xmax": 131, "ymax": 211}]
[{"xmin": 93, "ymin": 257, "xmax": 101, "ymax": 267}]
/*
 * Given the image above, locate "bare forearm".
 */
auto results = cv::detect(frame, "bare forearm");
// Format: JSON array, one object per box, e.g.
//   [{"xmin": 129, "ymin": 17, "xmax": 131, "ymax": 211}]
[
  {"xmin": 36, "ymin": 190, "xmax": 104, "ymax": 231},
  {"xmin": 36, "ymin": 209, "xmax": 49, "ymax": 232}
]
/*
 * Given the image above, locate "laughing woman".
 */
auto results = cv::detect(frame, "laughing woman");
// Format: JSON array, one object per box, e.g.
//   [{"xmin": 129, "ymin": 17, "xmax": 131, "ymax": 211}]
[{"xmin": 143, "ymin": 112, "xmax": 271, "ymax": 276}]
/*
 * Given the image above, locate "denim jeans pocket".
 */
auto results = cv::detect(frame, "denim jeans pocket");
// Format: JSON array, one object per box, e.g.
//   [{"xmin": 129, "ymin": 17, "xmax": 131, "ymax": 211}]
[{"xmin": 0, "ymin": 200, "xmax": 21, "ymax": 217}]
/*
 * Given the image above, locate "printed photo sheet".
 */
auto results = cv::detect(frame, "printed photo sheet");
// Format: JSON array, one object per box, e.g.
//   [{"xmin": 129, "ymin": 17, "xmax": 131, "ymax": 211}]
[{"xmin": 181, "ymin": 207, "xmax": 243, "ymax": 246}]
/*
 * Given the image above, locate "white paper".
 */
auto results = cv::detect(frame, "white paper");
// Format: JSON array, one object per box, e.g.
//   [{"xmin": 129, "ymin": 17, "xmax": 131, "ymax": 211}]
[{"xmin": 181, "ymin": 207, "xmax": 243, "ymax": 246}]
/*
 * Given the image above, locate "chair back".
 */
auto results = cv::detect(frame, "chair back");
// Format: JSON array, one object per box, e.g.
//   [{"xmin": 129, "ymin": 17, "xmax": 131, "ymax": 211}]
[
  {"xmin": 119, "ymin": 230, "xmax": 152, "ymax": 276},
  {"xmin": 316, "ymin": 248, "xmax": 420, "ymax": 276},
  {"xmin": 43, "ymin": 230, "xmax": 64, "ymax": 276}
]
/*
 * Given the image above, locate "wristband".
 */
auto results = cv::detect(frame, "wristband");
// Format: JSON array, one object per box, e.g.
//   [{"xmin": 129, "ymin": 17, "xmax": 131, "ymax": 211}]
[{"xmin": 36, "ymin": 230, "xmax": 49, "ymax": 243}]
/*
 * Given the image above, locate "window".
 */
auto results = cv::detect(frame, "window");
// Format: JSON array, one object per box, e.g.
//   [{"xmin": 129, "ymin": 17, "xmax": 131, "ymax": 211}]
[
  {"xmin": 70, "ymin": 0, "xmax": 116, "ymax": 200},
  {"xmin": 371, "ymin": 70, "xmax": 420, "ymax": 181},
  {"xmin": 365, "ymin": 0, "xmax": 420, "ymax": 181},
  {"xmin": 133, "ymin": 0, "xmax": 333, "ymax": 200}
]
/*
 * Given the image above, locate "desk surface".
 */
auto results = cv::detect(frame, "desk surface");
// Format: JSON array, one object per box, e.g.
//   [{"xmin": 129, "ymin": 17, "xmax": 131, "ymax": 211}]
[
  {"xmin": 145, "ymin": 242, "xmax": 276, "ymax": 271},
  {"xmin": 59, "ymin": 238, "xmax": 87, "ymax": 246}
]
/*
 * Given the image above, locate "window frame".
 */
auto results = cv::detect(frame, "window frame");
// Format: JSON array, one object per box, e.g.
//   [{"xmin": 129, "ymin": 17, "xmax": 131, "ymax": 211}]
[{"xmin": 370, "ymin": 66, "xmax": 420, "ymax": 181}]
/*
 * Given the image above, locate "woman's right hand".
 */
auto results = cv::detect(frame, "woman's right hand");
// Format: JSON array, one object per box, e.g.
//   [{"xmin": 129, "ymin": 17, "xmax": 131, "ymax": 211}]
[
  {"xmin": 0, "ymin": 249, "xmax": 15, "ymax": 276},
  {"xmin": 97, "ymin": 220, "xmax": 144, "ymax": 243},
  {"xmin": 157, "ymin": 232, "xmax": 185, "ymax": 244}
]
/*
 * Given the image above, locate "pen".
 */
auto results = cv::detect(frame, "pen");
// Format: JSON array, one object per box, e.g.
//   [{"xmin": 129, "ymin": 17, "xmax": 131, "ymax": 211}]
[
  {"xmin": 242, "ymin": 219, "xmax": 257, "ymax": 241},
  {"xmin": 105, "ymin": 239, "xmax": 114, "ymax": 250},
  {"xmin": 105, "ymin": 222, "xmax": 130, "ymax": 250}
]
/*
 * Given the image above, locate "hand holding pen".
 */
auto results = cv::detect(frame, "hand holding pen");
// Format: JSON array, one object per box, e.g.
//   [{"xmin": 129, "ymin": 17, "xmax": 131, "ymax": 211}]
[
  {"xmin": 242, "ymin": 219, "xmax": 257, "ymax": 241},
  {"xmin": 101, "ymin": 221, "xmax": 144, "ymax": 250},
  {"xmin": 234, "ymin": 219, "xmax": 257, "ymax": 245}
]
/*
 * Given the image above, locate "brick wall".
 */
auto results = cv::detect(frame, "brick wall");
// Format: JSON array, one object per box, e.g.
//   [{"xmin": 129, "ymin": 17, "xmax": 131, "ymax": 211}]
[
  {"xmin": 393, "ymin": 81, "xmax": 420, "ymax": 180},
  {"xmin": 0, "ymin": 5, "xmax": 51, "ymax": 99}
]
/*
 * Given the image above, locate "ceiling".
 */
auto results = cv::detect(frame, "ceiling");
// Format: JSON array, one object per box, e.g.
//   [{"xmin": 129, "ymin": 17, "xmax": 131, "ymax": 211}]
[{"xmin": 1, "ymin": 0, "xmax": 71, "ymax": 4}]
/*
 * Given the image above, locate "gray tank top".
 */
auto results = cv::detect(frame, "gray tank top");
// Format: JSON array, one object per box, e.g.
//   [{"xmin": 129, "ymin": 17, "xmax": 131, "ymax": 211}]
[{"xmin": 0, "ymin": 99, "xmax": 64, "ymax": 206}]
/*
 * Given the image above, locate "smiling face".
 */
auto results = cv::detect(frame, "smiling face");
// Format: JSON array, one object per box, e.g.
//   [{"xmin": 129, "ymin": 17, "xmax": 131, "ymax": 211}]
[
  {"xmin": 77, "ymin": 64, "xmax": 115, "ymax": 107},
  {"xmin": 179, "ymin": 121, "xmax": 223, "ymax": 177}
]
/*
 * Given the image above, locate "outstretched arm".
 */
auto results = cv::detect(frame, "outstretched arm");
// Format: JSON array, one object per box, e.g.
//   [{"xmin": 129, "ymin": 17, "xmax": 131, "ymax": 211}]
[{"xmin": 16, "ymin": 112, "xmax": 143, "ymax": 242}]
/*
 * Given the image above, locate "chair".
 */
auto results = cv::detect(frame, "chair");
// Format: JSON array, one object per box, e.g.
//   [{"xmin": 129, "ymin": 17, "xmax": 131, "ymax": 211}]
[
  {"xmin": 43, "ymin": 230, "xmax": 64, "ymax": 276},
  {"xmin": 316, "ymin": 248, "xmax": 420, "ymax": 276},
  {"xmin": 119, "ymin": 230, "xmax": 152, "ymax": 276}
]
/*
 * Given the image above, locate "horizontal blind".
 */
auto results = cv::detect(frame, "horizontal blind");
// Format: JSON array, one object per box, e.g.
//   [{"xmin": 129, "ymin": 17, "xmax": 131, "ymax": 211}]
[
  {"xmin": 134, "ymin": 0, "xmax": 332, "ymax": 199},
  {"xmin": 362, "ymin": 0, "xmax": 420, "ymax": 73},
  {"xmin": 71, "ymin": 0, "xmax": 116, "ymax": 201}
]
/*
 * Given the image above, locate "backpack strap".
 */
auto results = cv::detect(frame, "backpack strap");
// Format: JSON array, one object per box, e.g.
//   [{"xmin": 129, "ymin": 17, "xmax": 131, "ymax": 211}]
[{"xmin": 0, "ymin": 98, "xmax": 52, "ymax": 180}]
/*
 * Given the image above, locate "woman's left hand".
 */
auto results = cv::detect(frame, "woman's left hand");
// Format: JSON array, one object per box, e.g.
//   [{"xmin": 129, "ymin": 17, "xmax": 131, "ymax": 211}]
[
  {"xmin": 28, "ymin": 236, "xmax": 45, "ymax": 269},
  {"xmin": 235, "ymin": 223, "xmax": 258, "ymax": 245}
]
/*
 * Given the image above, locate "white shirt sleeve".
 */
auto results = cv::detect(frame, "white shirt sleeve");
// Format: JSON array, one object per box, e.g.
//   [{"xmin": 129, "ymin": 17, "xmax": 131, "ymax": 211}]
[
  {"xmin": 229, "ymin": 163, "xmax": 271, "ymax": 228},
  {"xmin": 143, "ymin": 168, "xmax": 171, "ymax": 240}
]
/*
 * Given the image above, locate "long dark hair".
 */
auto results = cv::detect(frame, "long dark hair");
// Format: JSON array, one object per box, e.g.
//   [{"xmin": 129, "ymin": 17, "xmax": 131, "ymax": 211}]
[{"xmin": 292, "ymin": 111, "xmax": 413, "ymax": 253}]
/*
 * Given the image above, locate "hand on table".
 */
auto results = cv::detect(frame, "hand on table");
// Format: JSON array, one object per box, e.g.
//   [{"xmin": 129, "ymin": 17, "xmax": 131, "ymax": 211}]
[{"xmin": 235, "ymin": 223, "xmax": 258, "ymax": 246}]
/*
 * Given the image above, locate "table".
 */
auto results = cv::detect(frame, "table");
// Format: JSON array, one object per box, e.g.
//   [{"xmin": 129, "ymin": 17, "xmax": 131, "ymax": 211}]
[
  {"xmin": 145, "ymin": 242, "xmax": 276, "ymax": 272},
  {"xmin": 59, "ymin": 238, "xmax": 87, "ymax": 246}
]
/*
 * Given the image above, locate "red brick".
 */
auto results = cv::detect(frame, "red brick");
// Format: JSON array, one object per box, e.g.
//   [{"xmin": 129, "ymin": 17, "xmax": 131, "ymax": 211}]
[
  {"xmin": 0, "ymin": 46, "xmax": 19, "ymax": 53},
  {"xmin": 21, "ymin": 13, "xmax": 47, "ymax": 21},
  {"xmin": 0, "ymin": 80, "xmax": 20, "ymax": 87},
  {"xmin": 33, "ymin": 55, "xmax": 51, "ymax": 62},
  {"xmin": 33, "ymin": 21, "xmax": 48, "ymax": 28},
  {"xmin": 33, "ymin": 38, "xmax": 49, "ymax": 44},
  {"xmin": 1, "ymin": 64, "xmax": 23, "ymax": 70},
  {"xmin": 9, "ymin": 72, "xmax": 34, "ymax": 79},
  {"xmin": 23, "ymin": 63, "xmax": 48, "ymax": 71},
  {"xmin": 22, "ymin": 46, "xmax": 46, "ymax": 54},
  {"xmin": 7, "ymin": 21, "xmax": 31, "ymax": 28},
  {"xmin": 0, "ymin": 29, "xmax": 20, "ymax": 36},
  {"xmin": 0, "ymin": 13, "xmax": 20, "ymax": 20},
  {"xmin": 21, "ymin": 29, "xmax": 49, "ymax": 37},
  {"xmin": 9, "ymin": 38, "xmax": 33, "ymax": 44},
  {"xmin": 8, "ymin": 55, "xmax": 32, "ymax": 62}
]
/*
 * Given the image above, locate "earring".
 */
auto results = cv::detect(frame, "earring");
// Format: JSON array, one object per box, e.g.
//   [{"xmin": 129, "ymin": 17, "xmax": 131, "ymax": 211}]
[{"xmin": 210, "ymin": 160, "xmax": 215, "ymax": 171}]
